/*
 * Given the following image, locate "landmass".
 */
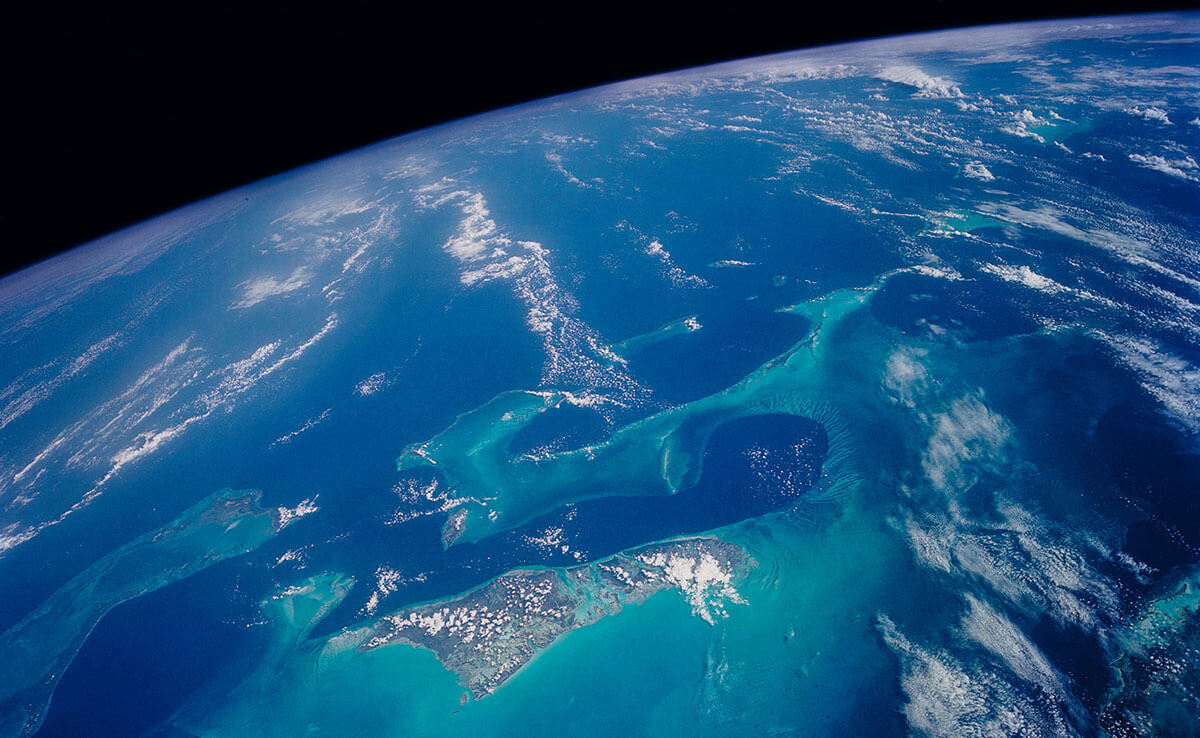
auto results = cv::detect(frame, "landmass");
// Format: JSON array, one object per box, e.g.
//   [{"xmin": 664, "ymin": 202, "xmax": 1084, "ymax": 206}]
[{"xmin": 349, "ymin": 536, "xmax": 750, "ymax": 697}]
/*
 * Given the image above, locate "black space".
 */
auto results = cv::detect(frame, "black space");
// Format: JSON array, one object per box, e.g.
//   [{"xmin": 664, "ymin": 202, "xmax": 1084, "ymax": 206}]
[{"xmin": 1, "ymin": 1, "xmax": 1192, "ymax": 278}]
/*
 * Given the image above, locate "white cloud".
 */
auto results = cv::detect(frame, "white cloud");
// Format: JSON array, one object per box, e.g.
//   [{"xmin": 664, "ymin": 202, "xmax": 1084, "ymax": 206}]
[
  {"xmin": 1096, "ymin": 332, "xmax": 1200, "ymax": 432},
  {"xmin": 876, "ymin": 65, "xmax": 963, "ymax": 98},
  {"xmin": 99, "ymin": 312, "xmax": 338, "ymax": 487},
  {"xmin": 960, "ymin": 594, "xmax": 1072, "ymax": 705},
  {"xmin": 0, "ymin": 311, "xmax": 340, "ymax": 557},
  {"xmin": 1001, "ymin": 110, "xmax": 1047, "ymax": 142},
  {"xmin": 419, "ymin": 184, "xmax": 647, "ymax": 401},
  {"xmin": 545, "ymin": 151, "xmax": 600, "ymax": 190},
  {"xmin": 1124, "ymin": 105, "xmax": 1173, "ymax": 124},
  {"xmin": 922, "ymin": 393, "xmax": 1011, "ymax": 498},
  {"xmin": 272, "ymin": 193, "xmax": 373, "ymax": 227},
  {"xmin": 0, "ymin": 196, "xmax": 243, "ymax": 337},
  {"xmin": 980, "ymin": 204, "xmax": 1200, "ymax": 294},
  {"xmin": 963, "ymin": 162, "xmax": 995, "ymax": 181},
  {"xmin": 270, "ymin": 408, "xmax": 332, "ymax": 449},
  {"xmin": 1127, "ymin": 153, "xmax": 1199, "ymax": 181},
  {"xmin": 902, "ymin": 498, "xmax": 1121, "ymax": 634},
  {"xmin": 354, "ymin": 372, "xmax": 392, "ymax": 397},
  {"xmin": 276, "ymin": 495, "xmax": 320, "ymax": 527},
  {"xmin": 878, "ymin": 612, "xmax": 1072, "ymax": 737},
  {"xmin": 232, "ymin": 266, "xmax": 313, "ymax": 309},
  {"xmin": 883, "ymin": 347, "xmax": 929, "ymax": 408},
  {"xmin": 979, "ymin": 262, "xmax": 1117, "ymax": 309},
  {"xmin": 979, "ymin": 263, "xmax": 1067, "ymax": 294},
  {"xmin": 643, "ymin": 239, "xmax": 709, "ymax": 289},
  {"xmin": 0, "ymin": 332, "xmax": 123, "ymax": 431}
]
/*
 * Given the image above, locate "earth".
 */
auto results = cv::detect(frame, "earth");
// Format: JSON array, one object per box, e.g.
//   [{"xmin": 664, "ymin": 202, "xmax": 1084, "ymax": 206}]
[{"xmin": 1, "ymin": 13, "xmax": 1199, "ymax": 737}]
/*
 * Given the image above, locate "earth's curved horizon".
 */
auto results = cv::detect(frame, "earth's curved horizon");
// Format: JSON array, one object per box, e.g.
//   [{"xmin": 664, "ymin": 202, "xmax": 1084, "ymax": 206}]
[{"xmin": 1, "ymin": 13, "xmax": 1198, "ymax": 737}]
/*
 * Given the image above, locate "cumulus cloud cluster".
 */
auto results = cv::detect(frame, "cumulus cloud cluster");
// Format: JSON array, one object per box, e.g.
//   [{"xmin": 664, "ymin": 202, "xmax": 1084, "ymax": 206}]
[
  {"xmin": 1124, "ymin": 105, "xmax": 1173, "ymax": 124},
  {"xmin": 1127, "ymin": 153, "xmax": 1199, "ymax": 181},
  {"xmin": 876, "ymin": 65, "xmax": 964, "ymax": 98},
  {"xmin": 232, "ymin": 266, "xmax": 313, "ymax": 309},
  {"xmin": 963, "ymin": 162, "xmax": 996, "ymax": 181}
]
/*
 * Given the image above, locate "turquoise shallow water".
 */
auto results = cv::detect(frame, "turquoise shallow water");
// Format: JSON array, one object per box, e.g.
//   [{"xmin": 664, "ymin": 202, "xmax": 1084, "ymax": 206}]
[
  {"xmin": 0, "ymin": 489, "xmax": 307, "ymax": 736},
  {"xmin": 0, "ymin": 13, "xmax": 1198, "ymax": 738},
  {"xmin": 163, "ymin": 271, "xmax": 1165, "ymax": 735}
]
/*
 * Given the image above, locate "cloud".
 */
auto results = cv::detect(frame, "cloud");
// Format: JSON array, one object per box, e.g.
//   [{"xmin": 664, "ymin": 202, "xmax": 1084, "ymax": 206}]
[
  {"xmin": 0, "ymin": 195, "xmax": 245, "ymax": 338},
  {"xmin": 922, "ymin": 393, "xmax": 1011, "ymax": 497},
  {"xmin": 960, "ymin": 594, "xmax": 1073, "ymax": 707},
  {"xmin": 272, "ymin": 193, "xmax": 373, "ymax": 228},
  {"xmin": 876, "ymin": 65, "xmax": 963, "ymax": 98},
  {"xmin": 883, "ymin": 347, "xmax": 929, "ymax": 408},
  {"xmin": 0, "ymin": 332, "xmax": 123, "ymax": 431},
  {"xmin": 232, "ymin": 266, "xmax": 313, "ymax": 309},
  {"xmin": 1127, "ymin": 153, "xmax": 1199, "ymax": 181},
  {"xmin": 643, "ymin": 238, "xmax": 709, "ymax": 289},
  {"xmin": 1123, "ymin": 105, "xmax": 1173, "ymax": 124},
  {"xmin": 1, "ymin": 312, "xmax": 340, "ymax": 556},
  {"xmin": 878, "ymin": 612, "xmax": 1074, "ymax": 737},
  {"xmin": 419, "ymin": 184, "xmax": 648, "ymax": 400},
  {"xmin": 545, "ymin": 151, "xmax": 600, "ymax": 190},
  {"xmin": 963, "ymin": 162, "xmax": 995, "ymax": 181},
  {"xmin": 1095, "ymin": 332, "xmax": 1200, "ymax": 432},
  {"xmin": 1001, "ymin": 110, "xmax": 1047, "ymax": 142},
  {"xmin": 354, "ymin": 372, "xmax": 392, "ymax": 397},
  {"xmin": 980, "ymin": 203, "xmax": 1200, "ymax": 294},
  {"xmin": 270, "ymin": 408, "xmax": 332, "ymax": 449},
  {"xmin": 901, "ymin": 497, "xmax": 1121, "ymax": 634},
  {"xmin": 979, "ymin": 263, "xmax": 1068, "ymax": 294}
]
